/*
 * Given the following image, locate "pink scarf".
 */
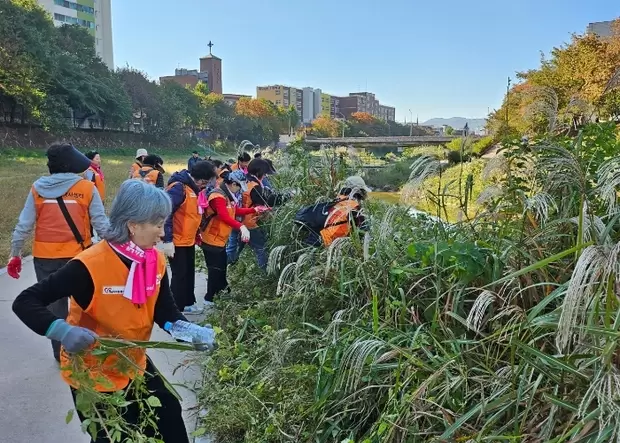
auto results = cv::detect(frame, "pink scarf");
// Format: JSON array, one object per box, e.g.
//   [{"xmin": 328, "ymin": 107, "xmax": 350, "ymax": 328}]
[
  {"xmin": 198, "ymin": 189, "xmax": 209, "ymax": 214},
  {"xmin": 91, "ymin": 162, "xmax": 105, "ymax": 181},
  {"xmin": 109, "ymin": 241, "xmax": 158, "ymax": 304}
]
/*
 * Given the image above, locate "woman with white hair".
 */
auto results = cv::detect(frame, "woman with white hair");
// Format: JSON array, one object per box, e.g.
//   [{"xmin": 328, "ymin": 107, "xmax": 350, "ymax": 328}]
[{"xmin": 12, "ymin": 180, "xmax": 214, "ymax": 442}]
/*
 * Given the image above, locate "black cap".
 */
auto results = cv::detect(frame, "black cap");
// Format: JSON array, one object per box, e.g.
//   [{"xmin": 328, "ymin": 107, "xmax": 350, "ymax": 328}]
[
  {"xmin": 46, "ymin": 142, "xmax": 91, "ymax": 174},
  {"xmin": 143, "ymin": 154, "xmax": 165, "ymax": 173},
  {"xmin": 192, "ymin": 150, "xmax": 199, "ymax": 154}
]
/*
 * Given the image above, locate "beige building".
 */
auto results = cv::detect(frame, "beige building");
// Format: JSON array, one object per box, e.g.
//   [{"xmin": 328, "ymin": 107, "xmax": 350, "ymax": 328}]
[
  {"xmin": 256, "ymin": 85, "xmax": 303, "ymax": 118},
  {"xmin": 38, "ymin": 0, "xmax": 114, "ymax": 69}
]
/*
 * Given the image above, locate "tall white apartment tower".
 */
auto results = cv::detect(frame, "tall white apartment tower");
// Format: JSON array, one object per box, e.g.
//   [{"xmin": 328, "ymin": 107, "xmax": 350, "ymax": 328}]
[{"xmin": 38, "ymin": 0, "xmax": 114, "ymax": 69}]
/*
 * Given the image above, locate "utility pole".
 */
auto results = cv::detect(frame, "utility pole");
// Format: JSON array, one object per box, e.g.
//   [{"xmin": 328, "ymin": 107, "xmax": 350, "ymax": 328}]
[{"xmin": 505, "ymin": 77, "xmax": 511, "ymax": 125}]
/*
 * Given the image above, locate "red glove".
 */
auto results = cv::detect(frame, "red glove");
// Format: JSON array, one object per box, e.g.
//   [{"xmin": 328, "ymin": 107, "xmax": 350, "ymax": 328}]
[
  {"xmin": 7, "ymin": 256, "xmax": 22, "ymax": 279},
  {"xmin": 194, "ymin": 233, "xmax": 203, "ymax": 247},
  {"xmin": 254, "ymin": 205, "xmax": 271, "ymax": 214}
]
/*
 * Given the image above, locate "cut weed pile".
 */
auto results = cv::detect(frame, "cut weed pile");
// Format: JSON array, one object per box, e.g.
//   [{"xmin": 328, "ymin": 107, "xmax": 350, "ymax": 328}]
[{"xmin": 0, "ymin": 149, "xmax": 196, "ymax": 266}]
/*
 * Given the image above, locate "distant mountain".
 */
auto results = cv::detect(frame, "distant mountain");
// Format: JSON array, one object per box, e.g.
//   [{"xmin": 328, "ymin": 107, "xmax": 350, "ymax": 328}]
[{"xmin": 422, "ymin": 117, "xmax": 487, "ymax": 130}]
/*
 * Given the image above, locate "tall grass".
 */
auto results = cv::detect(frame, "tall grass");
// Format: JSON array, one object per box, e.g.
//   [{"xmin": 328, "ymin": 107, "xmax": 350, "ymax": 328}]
[{"xmin": 194, "ymin": 123, "xmax": 620, "ymax": 442}]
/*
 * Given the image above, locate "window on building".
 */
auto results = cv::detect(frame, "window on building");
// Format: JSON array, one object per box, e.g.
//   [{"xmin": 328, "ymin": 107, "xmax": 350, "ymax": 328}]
[
  {"xmin": 54, "ymin": 0, "xmax": 94, "ymax": 14},
  {"xmin": 275, "ymin": 89, "xmax": 280, "ymax": 95}
]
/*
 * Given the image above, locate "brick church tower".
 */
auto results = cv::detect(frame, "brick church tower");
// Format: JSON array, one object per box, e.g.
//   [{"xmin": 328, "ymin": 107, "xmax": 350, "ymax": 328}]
[{"xmin": 199, "ymin": 41, "xmax": 222, "ymax": 94}]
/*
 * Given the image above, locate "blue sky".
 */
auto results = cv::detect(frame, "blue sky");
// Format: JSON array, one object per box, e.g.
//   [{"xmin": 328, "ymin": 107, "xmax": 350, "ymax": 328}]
[{"xmin": 112, "ymin": 0, "xmax": 619, "ymax": 122}]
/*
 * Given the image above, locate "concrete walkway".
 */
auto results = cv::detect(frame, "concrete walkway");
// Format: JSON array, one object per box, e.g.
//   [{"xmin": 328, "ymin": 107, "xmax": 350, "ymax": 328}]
[{"xmin": 0, "ymin": 257, "xmax": 212, "ymax": 443}]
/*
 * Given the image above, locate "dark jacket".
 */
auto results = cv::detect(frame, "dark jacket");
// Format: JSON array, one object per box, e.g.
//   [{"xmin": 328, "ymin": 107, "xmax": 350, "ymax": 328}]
[
  {"xmin": 163, "ymin": 170, "xmax": 201, "ymax": 243},
  {"xmin": 247, "ymin": 175, "xmax": 289, "ymax": 207},
  {"xmin": 188, "ymin": 156, "xmax": 200, "ymax": 171}
]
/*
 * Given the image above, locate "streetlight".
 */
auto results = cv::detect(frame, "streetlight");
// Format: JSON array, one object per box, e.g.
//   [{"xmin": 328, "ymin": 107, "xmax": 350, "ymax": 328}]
[
  {"xmin": 506, "ymin": 77, "xmax": 511, "ymax": 125},
  {"xmin": 409, "ymin": 109, "xmax": 413, "ymax": 136},
  {"xmin": 336, "ymin": 112, "xmax": 346, "ymax": 138}
]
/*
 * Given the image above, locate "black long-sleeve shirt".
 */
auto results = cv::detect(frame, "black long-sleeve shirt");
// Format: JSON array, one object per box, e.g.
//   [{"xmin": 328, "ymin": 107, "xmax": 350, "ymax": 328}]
[
  {"xmin": 12, "ymin": 253, "xmax": 186, "ymax": 337},
  {"xmin": 248, "ymin": 177, "xmax": 289, "ymax": 208}
]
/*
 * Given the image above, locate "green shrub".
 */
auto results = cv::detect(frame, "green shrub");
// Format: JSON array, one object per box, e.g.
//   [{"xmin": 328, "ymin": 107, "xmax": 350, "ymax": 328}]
[
  {"xmin": 471, "ymin": 136, "xmax": 494, "ymax": 156},
  {"xmin": 363, "ymin": 160, "xmax": 412, "ymax": 191},
  {"xmin": 402, "ymin": 145, "xmax": 445, "ymax": 159}
]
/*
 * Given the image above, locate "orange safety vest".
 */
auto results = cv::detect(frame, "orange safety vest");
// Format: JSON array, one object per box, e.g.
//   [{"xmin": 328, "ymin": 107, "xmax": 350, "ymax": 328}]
[
  {"xmin": 166, "ymin": 182, "xmax": 201, "ymax": 246},
  {"xmin": 241, "ymin": 181, "xmax": 261, "ymax": 229},
  {"xmin": 200, "ymin": 191, "xmax": 235, "ymax": 248},
  {"xmin": 133, "ymin": 166, "xmax": 159, "ymax": 185},
  {"xmin": 320, "ymin": 198, "xmax": 360, "ymax": 247},
  {"xmin": 32, "ymin": 180, "xmax": 94, "ymax": 259},
  {"xmin": 87, "ymin": 166, "xmax": 106, "ymax": 201},
  {"xmin": 230, "ymin": 163, "xmax": 239, "ymax": 171},
  {"xmin": 60, "ymin": 241, "xmax": 166, "ymax": 392},
  {"xmin": 129, "ymin": 161, "xmax": 142, "ymax": 179}
]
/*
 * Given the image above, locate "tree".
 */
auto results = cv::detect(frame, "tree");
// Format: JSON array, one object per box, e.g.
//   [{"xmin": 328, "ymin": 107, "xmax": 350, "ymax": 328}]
[
  {"xmin": 194, "ymin": 85, "xmax": 234, "ymax": 139},
  {"xmin": 286, "ymin": 105, "xmax": 300, "ymax": 134},
  {"xmin": 445, "ymin": 125, "xmax": 454, "ymax": 135},
  {"xmin": 117, "ymin": 68, "xmax": 160, "ymax": 132},
  {"xmin": 489, "ymin": 21, "xmax": 620, "ymax": 137},
  {"xmin": 351, "ymin": 112, "xmax": 376, "ymax": 125},
  {"xmin": 310, "ymin": 116, "xmax": 340, "ymax": 137}
]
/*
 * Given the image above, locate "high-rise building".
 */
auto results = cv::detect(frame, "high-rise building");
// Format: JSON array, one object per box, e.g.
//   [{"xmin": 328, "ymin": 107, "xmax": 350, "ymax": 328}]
[
  {"xmin": 320, "ymin": 93, "xmax": 331, "ymax": 117},
  {"xmin": 256, "ymin": 85, "xmax": 304, "ymax": 119},
  {"xmin": 302, "ymin": 88, "xmax": 315, "ymax": 123},
  {"xmin": 586, "ymin": 20, "xmax": 616, "ymax": 38},
  {"xmin": 313, "ymin": 89, "xmax": 322, "ymax": 119},
  {"xmin": 38, "ymin": 0, "xmax": 114, "ymax": 68}
]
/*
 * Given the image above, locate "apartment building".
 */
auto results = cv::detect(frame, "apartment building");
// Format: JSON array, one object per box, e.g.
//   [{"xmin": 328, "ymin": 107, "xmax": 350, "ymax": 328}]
[
  {"xmin": 586, "ymin": 20, "xmax": 616, "ymax": 38},
  {"xmin": 38, "ymin": 0, "xmax": 114, "ymax": 68},
  {"xmin": 338, "ymin": 92, "xmax": 396, "ymax": 122},
  {"xmin": 256, "ymin": 85, "xmax": 304, "ymax": 118},
  {"xmin": 320, "ymin": 93, "xmax": 331, "ymax": 117}
]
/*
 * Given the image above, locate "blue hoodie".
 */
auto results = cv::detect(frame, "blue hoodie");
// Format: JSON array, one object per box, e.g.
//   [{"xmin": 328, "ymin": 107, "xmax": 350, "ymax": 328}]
[
  {"xmin": 163, "ymin": 170, "xmax": 201, "ymax": 243},
  {"xmin": 11, "ymin": 173, "xmax": 109, "ymax": 257}
]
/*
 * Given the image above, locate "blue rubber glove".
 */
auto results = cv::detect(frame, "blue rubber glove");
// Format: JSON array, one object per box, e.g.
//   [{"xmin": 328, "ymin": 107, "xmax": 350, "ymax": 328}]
[{"xmin": 46, "ymin": 319, "xmax": 97, "ymax": 353}]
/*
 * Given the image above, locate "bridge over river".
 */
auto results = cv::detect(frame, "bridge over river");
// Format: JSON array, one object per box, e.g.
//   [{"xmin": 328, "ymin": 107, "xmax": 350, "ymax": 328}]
[{"xmin": 305, "ymin": 135, "xmax": 481, "ymax": 147}]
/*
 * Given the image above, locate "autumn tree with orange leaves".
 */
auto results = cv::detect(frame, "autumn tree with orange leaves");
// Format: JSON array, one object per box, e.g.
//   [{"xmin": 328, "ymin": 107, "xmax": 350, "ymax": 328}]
[
  {"xmin": 310, "ymin": 115, "xmax": 340, "ymax": 137},
  {"xmin": 489, "ymin": 18, "xmax": 620, "ymax": 137}
]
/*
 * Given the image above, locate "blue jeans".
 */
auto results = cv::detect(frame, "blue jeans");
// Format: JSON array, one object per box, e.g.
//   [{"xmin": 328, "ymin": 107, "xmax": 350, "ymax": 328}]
[
  {"xmin": 247, "ymin": 227, "xmax": 268, "ymax": 271},
  {"xmin": 226, "ymin": 231, "xmax": 241, "ymax": 264}
]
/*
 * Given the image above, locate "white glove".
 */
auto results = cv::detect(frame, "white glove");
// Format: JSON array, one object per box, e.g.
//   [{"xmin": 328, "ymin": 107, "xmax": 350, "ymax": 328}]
[
  {"xmin": 162, "ymin": 242, "xmax": 175, "ymax": 258},
  {"xmin": 239, "ymin": 225, "xmax": 251, "ymax": 243}
]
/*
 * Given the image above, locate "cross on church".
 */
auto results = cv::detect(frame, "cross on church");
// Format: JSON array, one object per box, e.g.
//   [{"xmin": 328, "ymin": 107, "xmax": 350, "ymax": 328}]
[{"xmin": 207, "ymin": 40, "xmax": 214, "ymax": 55}]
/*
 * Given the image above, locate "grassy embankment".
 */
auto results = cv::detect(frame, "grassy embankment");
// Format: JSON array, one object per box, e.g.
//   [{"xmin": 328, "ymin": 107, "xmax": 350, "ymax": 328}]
[{"xmin": 0, "ymin": 148, "xmax": 226, "ymax": 265}]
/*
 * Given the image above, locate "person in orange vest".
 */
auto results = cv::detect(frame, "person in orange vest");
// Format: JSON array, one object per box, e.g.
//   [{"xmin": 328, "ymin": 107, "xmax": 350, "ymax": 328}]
[
  {"xmin": 230, "ymin": 151, "xmax": 251, "ymax": 173},
  {"xmin": 198, "ymin": 170, "xmax": 269, "ymax": 307},
  {"xmin": 128, "ymin": 148, "xmax": 148, "ymax": 179},
  {"xmin": 162, "ymin": 160, "xmax": 217, "ymax": 314},
  {"xmin": 133, "ymin": 154, "xmax": 165, "ymax": 188},
  {"xmin": 12, "ymin": 180, "xmax": 214, "ymax": 443},
  {"xmin": 313, "ymin": 176, "xmax": 370, "ymax": 247},
  {"xmin": 237, "ymin": 158, "xmax": 292, "ymax": 270},
  {"xmin": 84, "ymin": 150, "xmax": 106, "ymax": 202},
  {"xmin": 7, "ymin": 142, "xmax": 109, "ymax": 361}
]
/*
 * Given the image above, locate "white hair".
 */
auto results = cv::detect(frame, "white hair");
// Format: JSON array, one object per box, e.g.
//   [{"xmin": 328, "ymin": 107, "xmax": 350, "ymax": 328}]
[{"xmin": 104, "ymin": 180, "xmax": 172, "ymax": 244}]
